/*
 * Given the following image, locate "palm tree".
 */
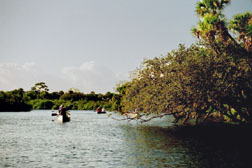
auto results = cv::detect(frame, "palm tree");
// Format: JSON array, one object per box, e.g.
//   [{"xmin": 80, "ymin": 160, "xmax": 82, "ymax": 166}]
[
  {"xmin": 229, "ymin": 12, "xmax": 252, "ymax": 52},
  {"xmin": 195, "ymin": 0, "xmax": 230, "ymax": 16},
  {"xmin": 192, "ymin": 0, "xmax": 236, "ymax": 46}
]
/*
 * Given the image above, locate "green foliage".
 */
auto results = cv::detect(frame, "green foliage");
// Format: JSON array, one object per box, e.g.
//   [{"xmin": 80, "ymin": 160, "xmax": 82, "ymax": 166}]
[
  {"xmin": 229, "ymin": 11, "xmax": 252, "ymax": 52},
  {"xmin": 60, "ymin": 91, "xmax": 85, "ymax": 101},
  {"xmin": 31, "ymin": 82, "xmax": 49, "ymax": 93},
  {"xmin": 195, "ymin": 0, "xmax": 230, "ymax": 17},
  {"xmin": 0, "ymin": 89, "xmax": 32, "ymax": 111},
  {"xmin": 29, "ymin": 99, "xmax": 54, "ymax": 109},
  {"xmin": 0, "ymin": 81, "xmax": 120, "ymax": 112},
  {"xmin": 192, "ymin": 0, "xmax": 239, "ymax": 53},
  {"xmin": 120, "ymin": 43, "xmax": 252, "ymax": 124},
  {"xmin": 229, "ymin": 12, "xmax": 252, "ymax": 33},
  {"xmin": 116, "ymin": 0, "xmax": 250, "ymax": 124}
]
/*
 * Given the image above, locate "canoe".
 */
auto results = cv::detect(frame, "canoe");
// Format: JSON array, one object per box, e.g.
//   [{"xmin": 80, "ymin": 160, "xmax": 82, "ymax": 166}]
[
  {"xmin": 97, "ymin": 111, "xmax": 106, "ymax": 114},
  {"xmin": 58, "ymin": 112, "xmax": 71, "ymax": 123}
]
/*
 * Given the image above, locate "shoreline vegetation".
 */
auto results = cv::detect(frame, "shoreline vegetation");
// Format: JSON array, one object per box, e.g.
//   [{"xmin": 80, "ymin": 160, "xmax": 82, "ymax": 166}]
[
  {"xmin": 115, "ymin": 0, "xmax": 252, "ymax": 125},
  {"xmin": 1, "ymin": 0, "xmax": 252, "ymax": 126},
  {"xmin": 0, "ymin": 83, "xmax": 122, "ymax": 112}
]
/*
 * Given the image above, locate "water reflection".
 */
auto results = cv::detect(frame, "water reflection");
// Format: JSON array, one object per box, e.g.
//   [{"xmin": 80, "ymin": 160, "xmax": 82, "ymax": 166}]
[{"xmin": 120, "ymin": 124, "xmax": 252, "ymax": 168}]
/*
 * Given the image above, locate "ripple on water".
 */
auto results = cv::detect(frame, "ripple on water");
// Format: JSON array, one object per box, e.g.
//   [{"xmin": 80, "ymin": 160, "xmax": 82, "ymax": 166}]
[{"xmin": 1, "ymin": 110, "xmax": 252, "ymax": 168}]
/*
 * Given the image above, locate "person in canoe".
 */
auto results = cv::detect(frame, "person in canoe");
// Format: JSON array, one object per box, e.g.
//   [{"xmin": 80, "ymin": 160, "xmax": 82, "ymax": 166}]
[
  {"xmin": 102, "ymin": 107, "xmax": 105, "ymax": 113},
  {"xmin": 97, "ymin": 106, "xmax": 106, "ymax": 114},
  {"xmin": 58, "ymin": 104, "xmax": 70, "ymax": 123},
  {"xmin": 59, "ymin": 105, "xmax": 63, "ymax": 115},
  {"xmin": 59, "ymin": 104, "xmax": 66, "ymax": 117},
  {"xmin": 97, "ymin": 107, "xmax": 101, "ymax": 113}
]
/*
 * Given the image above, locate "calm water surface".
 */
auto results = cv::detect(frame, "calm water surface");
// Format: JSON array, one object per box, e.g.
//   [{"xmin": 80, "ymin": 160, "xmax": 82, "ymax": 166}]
[{"xmin": 0, "ymin": 110, "xmax": 251, "ymax": 168}]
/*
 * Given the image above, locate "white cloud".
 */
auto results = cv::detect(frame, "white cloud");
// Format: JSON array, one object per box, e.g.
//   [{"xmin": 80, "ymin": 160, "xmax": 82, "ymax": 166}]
[
  {"xmin": 0, "ymin": 62, "xmax": 63, "ymax": 92},
  {"xmin": 61, "ymin": 61, "xmax": 128, "ymax": 93},
  {"xmin": 0, "ymin": 62, "xmax": 129, "ymax": 93},
  {"xmin": 0, "ymin": 62, "xmax": 38, "ymax": 90}
]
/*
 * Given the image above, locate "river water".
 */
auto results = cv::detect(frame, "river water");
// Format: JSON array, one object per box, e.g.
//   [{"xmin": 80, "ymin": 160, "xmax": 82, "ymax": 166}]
[{"xmin": 0, "ymin": 110, "xmax": 251, "ymax": 168}]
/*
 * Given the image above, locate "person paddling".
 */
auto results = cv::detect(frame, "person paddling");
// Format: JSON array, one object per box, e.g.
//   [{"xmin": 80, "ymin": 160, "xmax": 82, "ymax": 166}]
[
  {"xmin": 97, "ymin": 107, "xmax": 101, "ymax": 113},
  {"xmin": 59, "ymin": 104, "xmax": 66, "ymax": 117},
  {"xmin": 59, "ymin": 104, "xmax": 63, "ymax": 115}
]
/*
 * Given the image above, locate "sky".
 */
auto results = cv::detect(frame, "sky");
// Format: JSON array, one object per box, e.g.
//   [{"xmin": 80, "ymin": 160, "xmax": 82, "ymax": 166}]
[{"xmin": 0, "ymin": 0, "xmax": 251, "ymax": 93}]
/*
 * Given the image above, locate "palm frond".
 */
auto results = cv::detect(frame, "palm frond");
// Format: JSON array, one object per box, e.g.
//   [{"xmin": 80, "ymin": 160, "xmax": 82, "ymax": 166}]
[
  {"xmin": 229, "ymin": 12, "xmax": 252, "ymax": 33},
  {"xmin": 196, "ymin": 1, "xmax": 208, "ymax": 17},
  {"xmin": 246, "ymin": 25, "xmax": 252, "ymax": 36}
]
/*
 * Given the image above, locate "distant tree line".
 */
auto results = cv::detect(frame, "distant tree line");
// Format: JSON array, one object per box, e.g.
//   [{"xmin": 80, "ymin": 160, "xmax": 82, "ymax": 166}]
[
  {"xmin": 0, "ymin": 82, "xmax": 122, "ymax": 112},
  {"xmin": 118, "ymin": 0, "xmax": 252, "ymax": 124},
  {"xmin": 0, "ymin": 88, "xmax": 32, "ymax": 111}
]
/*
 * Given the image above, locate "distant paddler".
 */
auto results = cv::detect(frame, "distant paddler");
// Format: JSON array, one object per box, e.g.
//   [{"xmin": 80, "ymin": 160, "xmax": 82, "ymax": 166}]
[
  {"xmin": 58, "ymin": 104, "xmax": 70, "ymax": 123},
  {"xmin": 51, "ymin": 105, "xmax": 71, "ymax": 122},
  {"xmin": 97, "ymin": 106, "xmax": 106, "ymax": 114}
]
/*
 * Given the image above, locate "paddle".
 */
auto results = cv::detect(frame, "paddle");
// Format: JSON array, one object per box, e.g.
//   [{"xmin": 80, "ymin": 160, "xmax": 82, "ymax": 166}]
[{"xmin": 51, "ymin": 113, "xmax": 58, "ymax": 116}]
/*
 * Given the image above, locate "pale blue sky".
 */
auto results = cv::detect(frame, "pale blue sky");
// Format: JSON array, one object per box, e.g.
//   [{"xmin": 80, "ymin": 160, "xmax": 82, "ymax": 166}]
[{"xmin": 0, "ymin": 0, "xmax": 251, "ymax": 93}]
